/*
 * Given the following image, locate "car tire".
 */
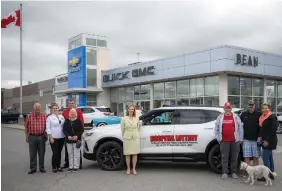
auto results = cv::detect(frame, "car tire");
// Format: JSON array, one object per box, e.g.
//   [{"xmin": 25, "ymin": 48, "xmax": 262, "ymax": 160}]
[
  {"xmin": 98, "ymin": 122, "xmax": 107, "ymax": 127},
  {"xmin": 208, "ymin": 144, "xmax": 242, "ymax": 174},
  {"xmin": 208, "ymin": 144, "xmax": 222, "ymax": 174},
  {"xmin": 96, "ymin": 141, "xmax": 124, "ymax": 171}
]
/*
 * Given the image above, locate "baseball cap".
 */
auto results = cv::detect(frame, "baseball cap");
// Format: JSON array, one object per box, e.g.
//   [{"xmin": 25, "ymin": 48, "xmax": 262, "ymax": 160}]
[
  {"xmin": 224, "ymin": 102, "xmax": 232, "ymax": 108},
  {"xmin": 248, "ymin": 100, "xmax": 255, "ymax": 105}
]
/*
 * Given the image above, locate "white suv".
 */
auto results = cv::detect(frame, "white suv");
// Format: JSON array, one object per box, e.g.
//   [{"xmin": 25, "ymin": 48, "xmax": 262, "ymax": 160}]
[
  {"xmin": 78, "ymin": 106, "xmax": 108, "ymax": 127},
  {"xmin": 83, "ymin": 106, "xmax": 243, "ymax": 173}
]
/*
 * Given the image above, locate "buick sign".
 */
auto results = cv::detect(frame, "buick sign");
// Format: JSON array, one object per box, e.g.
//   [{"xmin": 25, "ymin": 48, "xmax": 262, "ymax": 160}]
[{"xmin": 103, "ymin": 66, "xmax": 155, "ymax": 82}]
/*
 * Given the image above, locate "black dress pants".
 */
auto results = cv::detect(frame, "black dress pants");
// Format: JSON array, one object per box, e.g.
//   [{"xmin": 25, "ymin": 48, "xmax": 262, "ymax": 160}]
[{"xmin": 50, "ymin": 138, "xmax": 65, "ymax": 169}]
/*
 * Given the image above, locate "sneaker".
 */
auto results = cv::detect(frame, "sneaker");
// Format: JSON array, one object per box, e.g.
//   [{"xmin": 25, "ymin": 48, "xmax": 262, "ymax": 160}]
[
  {"xmin": 73, "ymin": 169, "xmax": 78, "ymax": 172},
  {"xmin": 68, "ymin": 169, "xmax": 73, "ymax": 173},
  {"xmin": 222, "ymin": 174, "xmax": 228, "ymax": 180},
  {"xmin": 232, "ymin": 173, "xmax": 238, "ymax": 179}
]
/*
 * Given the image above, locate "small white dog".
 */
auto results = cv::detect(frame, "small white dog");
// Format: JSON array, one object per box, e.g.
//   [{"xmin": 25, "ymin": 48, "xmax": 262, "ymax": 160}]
[{"xmin": 240, "ymin": 162, "xmax": 277, "ymax": 186}]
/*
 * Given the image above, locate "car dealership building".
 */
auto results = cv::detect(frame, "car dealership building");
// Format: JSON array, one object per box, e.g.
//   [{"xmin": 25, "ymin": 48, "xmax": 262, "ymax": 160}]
[
  {"xmin": 102, "ymin": 45, "xmax": 282, "ymax": 115},
  {"xmin": 3, "ymin": 34, "xmax": 282, "ymax": 115}
]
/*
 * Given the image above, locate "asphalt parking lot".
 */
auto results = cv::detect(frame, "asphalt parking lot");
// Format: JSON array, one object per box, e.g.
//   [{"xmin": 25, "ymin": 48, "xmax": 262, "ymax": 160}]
[{"xmin": 2, "ymin": 127, "xmax": 282, "ymax": 191}]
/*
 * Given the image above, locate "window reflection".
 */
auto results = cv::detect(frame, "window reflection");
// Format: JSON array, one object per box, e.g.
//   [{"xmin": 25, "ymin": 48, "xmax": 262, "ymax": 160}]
[
  {"xmin": 126, "ymin": 86, "xmax": 134, "ymax": 101},
  {"xmin": 253, "ymin": 78, "xmax": 264, "ymax": 96},
  {"xmin": 134, "ymin": 86, "xmax": 140, "ymax": 100},
  {"xmin": 240, "ymin": 77, "xmax": 252, "ymax": 96},
  {"xmin": 205, "ymin": 76, "xmax": 219, "ymax": 96},
  {"xmin": 177, "ymin": 80, "xmax": 189, "ymax": 97},
  {"xmin": 228, "ymin": 76, "xmax": 240, "ymax": 95},
  {"xmin": 153, "ymin": 83, "xmax": 164, "ymax": 99},
  {"xmin": 140, "ymin": 84, "xmax": 150, "ymax": 100},
  {"xmin": 165, "ymin": 81, "xmax": 176, "ymax": 98}
]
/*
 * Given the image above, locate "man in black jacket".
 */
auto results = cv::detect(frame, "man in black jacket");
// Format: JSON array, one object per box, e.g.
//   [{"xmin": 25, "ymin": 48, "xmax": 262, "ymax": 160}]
[{"xmin": 240, "ymin": 100, "xmax": 261, "ymax": 166}]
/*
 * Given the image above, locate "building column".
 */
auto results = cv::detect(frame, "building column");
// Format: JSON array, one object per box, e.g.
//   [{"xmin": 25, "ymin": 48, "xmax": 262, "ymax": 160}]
[
  {"xmin": 150, "ymin": 83, "xmax": 154, "ymax": 110},
  {"xmin": 219, "ymin": 73, "xmax": 228, "ymax": 106}
]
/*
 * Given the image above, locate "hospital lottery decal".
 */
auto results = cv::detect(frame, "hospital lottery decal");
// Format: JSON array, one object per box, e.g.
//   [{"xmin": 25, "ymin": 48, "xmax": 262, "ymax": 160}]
[{"xmin": 150, "ymin": 135, "xmax": 198, "ymax": 147}]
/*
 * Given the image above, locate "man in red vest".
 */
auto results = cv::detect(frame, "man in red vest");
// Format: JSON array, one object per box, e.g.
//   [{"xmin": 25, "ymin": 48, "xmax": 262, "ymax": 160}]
[{"xmin": 62, "ymin": 99, "xmax": 84, "ymax": 169}]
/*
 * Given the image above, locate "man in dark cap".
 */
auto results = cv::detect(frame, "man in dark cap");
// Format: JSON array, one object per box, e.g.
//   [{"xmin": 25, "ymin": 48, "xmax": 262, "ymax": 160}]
[{"xmin": 240, "ymin": 100, "xmax": 262, "ymax": 166}]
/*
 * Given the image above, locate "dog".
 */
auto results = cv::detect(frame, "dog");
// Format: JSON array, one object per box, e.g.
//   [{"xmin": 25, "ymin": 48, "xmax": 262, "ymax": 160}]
[{"xmin": 240, "ymin": 162, "xmax": 277, "ymax": 186}]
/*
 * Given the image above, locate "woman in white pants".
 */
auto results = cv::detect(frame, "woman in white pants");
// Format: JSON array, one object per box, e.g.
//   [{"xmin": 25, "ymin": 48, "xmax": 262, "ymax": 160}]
[{"xmin": 63, "ymin": 108, "xmax": 84, "ymax": 172}]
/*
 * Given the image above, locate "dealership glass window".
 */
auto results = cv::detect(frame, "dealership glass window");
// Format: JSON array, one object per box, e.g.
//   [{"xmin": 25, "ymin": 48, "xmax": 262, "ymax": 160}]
[
  {"xmin": 97, "ymin": 39, "xmax": 107, "ymax": 47},
  {"xmin": 153, "ymin": 82, "xmax": 164, "ymax": 99},
  {"xmin": 86, "ymin": 49, "xmax": 97, "ymax": 65},
  {"xmin": 110, "ymin": 88, "xmax": 118, "ymax": 102},
  {"xmin": 140, "ymin": 84, "xmax": 150, "ymax": 100},
  {"xmin": 253, "ymin": 78, "xmax": 264, "ymax": 96},
  {"xmin": 228, "ymin": 96, "xmax": 240, "ymax": 108},
  {"xmin": 176, "ymin": 79, "xmax": 189, "ymax": 97},
  {"xmin": 86, "ymin": 68, "xmax": 97, "ymax": 87},
  {"xmin": 126, "ymin": 86, "xmax": 134, "ymax": 101},
  {"xmin": 277, "ymin": 98, "xmax": 282, "ymax": 113},
  {"xmin": 75, "ymin": 39, "xmax": 81, "ymax": 47},
  {"xmin": 134, "ymin": 86, "xmax": 140, "ymax": 100},
  {"xmin": 118, "ymin": 88, "xmax": 126, "ymax": 102},
  {"xmin": 163, "ymin": 99, "xmax": 176, "ymax": 106},
  {"xmin": 86, "ymin": 94, "xmax": 97, "ymax": 106},
  {"xmin": 190, "ymin": 97, "xmax": 203, "ymax": 105},
  {"xmin": 241, "ymin": 96, "xmax": 253, "ymax": 109},
  {"xmin": 153, "ymin": 100, "xmax": 162, "ymax": 108},
  {"xmin": 165, "ymin": 81, "xmax": 176, "ymax": 98},
  {"xmin": 86, "ymin": 38, "xmax": 96, "ymax": 46},
  {"xmin": 176, "ymin": 98, "xmax": 189, "ymax": 106},
  {"xmin": 277, "ymin": 81, "xmax": 282, "ymax": 98},
  {"xmin": 204, "ymin": 96, "xmax": 219, "ymax": 106},
  {"xmin": 68, "ymin": 39, "xmax": 81, "ymax": 50},
  {"xmin": 228, "ymin": 76, "xmax": 240, "ymax": 95},
  {"xmin": 266, "ymin": 80, "xmax": 276, "ymax": 97},
  {"xmin": 240, "ymin": 77, "xmax": 252, "ymax": 96},
  {"xmin": 253, "ymin": 97, "xmax": 264, "ymax": 111},
  {"xmin": 204, "ymin": 76, "xmax": 219, "ymax": 96},
  {"xmin": 190, "ymin": 78, "xmax": 204, "ymax": 97}
]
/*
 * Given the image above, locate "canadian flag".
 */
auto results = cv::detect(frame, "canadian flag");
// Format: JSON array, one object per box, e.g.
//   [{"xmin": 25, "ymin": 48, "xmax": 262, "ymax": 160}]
[{"xmin": 1, "ymin": 9, "xmax": 21, "ymax": 28}]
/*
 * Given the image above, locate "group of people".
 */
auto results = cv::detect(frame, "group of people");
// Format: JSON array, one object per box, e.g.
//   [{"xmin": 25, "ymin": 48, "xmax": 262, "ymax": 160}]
[
  {"xmin": 25, "ymin": 99, "xmax": 278, "ymax": 179},
  {"xmin": 215, "ymin": 101, "xmax": 278, "ymax": 181},
  {"xmin": 24, "ymin": 99, "xmax": 84, "ymax": 174}
]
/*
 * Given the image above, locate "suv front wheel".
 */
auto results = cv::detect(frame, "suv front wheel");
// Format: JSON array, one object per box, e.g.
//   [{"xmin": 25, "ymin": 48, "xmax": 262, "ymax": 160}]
[
  {"xmin": 208, "ymin": 144, "xmax": 242, "ymax": 174},
  {"xmin": 96, "ymin": 141, "xmax": 124, "ymax": 171},
  {"xmin": 208, "ymin": 144, "xmax": 222, "ymax": 174}
]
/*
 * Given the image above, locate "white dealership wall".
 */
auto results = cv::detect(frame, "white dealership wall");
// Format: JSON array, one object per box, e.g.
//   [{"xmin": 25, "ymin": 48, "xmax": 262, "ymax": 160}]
[{"xmin": 102, "ymin": 45, "xmax": 282, "ymax": 107}]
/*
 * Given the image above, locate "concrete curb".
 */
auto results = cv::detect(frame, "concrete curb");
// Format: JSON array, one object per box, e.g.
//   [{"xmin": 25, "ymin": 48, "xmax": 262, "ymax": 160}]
[{"xmin": 2, "ymin": 125, "xmax": 25, "ymax": 130}]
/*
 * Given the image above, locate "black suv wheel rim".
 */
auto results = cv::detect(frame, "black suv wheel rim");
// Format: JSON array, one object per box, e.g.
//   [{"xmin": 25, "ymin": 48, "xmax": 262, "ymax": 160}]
[
  {"xmin": 212, "ymin": 147, "xmax": 222, "ymax": 170},
  {"xmin": 99, "ymin": 146, "xmax": 121, "ymax": 169}
]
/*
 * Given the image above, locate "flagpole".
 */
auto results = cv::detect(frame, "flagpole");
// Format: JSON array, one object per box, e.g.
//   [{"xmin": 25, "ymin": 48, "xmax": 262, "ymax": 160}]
[{"xmin": 19, "ymin": 3, "xmax": 23, "ymax": 117}]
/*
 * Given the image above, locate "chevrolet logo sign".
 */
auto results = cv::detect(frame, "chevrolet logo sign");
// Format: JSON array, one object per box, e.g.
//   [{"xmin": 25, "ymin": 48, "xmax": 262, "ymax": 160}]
[{"xmin": 69, "ymin": 57, "xmax": 80, "ymax": 67}]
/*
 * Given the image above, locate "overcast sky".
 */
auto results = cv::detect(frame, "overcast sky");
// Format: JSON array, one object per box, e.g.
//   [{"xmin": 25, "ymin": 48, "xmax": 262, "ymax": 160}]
[{"xmin": 1, "ymin": 0, "xmax": 282, "ymax": 89}]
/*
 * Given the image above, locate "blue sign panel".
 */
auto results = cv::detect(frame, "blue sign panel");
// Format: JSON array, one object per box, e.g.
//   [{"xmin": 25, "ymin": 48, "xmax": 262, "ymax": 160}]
[{"xmin": 68, "ymin": 46, "xmax": 86, "ymax": 88}]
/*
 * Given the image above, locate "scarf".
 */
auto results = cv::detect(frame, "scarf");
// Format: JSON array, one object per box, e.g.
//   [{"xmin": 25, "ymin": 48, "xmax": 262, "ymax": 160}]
[{"xmin": 259, "ymin": 112, "xmax": 272, "ymax": 127}]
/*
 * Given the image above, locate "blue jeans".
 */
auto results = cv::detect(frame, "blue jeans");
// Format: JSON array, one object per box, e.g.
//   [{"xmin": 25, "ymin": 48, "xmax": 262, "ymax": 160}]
[{"xmin": 262, "ymin": 149, "xmax": 274, "ymax": 172}]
